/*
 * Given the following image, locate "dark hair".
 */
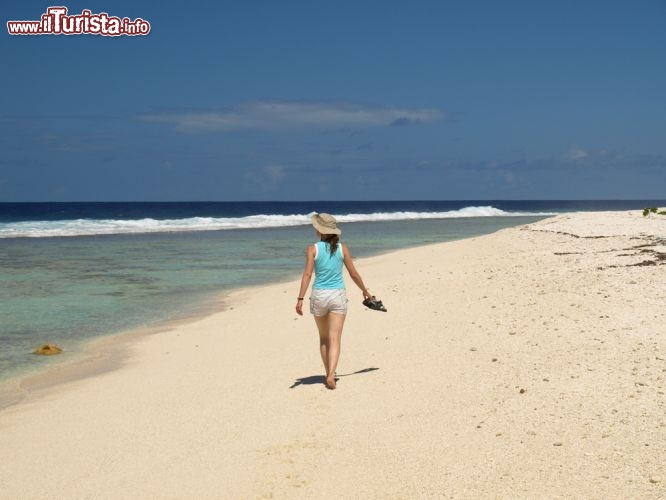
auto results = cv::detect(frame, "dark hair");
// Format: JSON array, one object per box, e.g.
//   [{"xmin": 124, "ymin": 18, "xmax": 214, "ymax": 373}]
[{"xmin": 321, "ymin": 233, "xmax": 339, "ymax": 256}]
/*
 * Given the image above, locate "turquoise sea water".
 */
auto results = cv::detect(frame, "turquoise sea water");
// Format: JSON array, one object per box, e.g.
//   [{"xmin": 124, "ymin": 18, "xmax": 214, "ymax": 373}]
[{"xmin": 0, "ymin": 216, "xmax": 547, "ymax": 380}]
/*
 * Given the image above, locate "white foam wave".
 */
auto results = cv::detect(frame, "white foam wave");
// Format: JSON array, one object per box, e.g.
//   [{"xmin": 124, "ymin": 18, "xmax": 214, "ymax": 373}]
[{"xmin": 0, "ymin": 206, "xmax": 555, "ymax": 238}]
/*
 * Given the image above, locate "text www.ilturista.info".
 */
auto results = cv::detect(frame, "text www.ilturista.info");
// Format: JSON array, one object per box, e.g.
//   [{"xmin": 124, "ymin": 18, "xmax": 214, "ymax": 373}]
[{"xmin": 7, "ymin": 7, "xmax": 150, "ymax": 36}]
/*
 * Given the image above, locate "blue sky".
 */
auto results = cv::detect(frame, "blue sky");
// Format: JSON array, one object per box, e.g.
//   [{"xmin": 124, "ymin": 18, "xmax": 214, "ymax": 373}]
[{"xmin": 2, "ymin": 1, "xmax": 665, "ymax": 201}]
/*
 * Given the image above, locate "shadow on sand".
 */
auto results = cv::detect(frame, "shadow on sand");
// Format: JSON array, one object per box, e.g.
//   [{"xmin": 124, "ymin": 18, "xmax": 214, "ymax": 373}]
[{"xmin": 289, "ymin": 367, "xmax": 379, "ymax": 389}]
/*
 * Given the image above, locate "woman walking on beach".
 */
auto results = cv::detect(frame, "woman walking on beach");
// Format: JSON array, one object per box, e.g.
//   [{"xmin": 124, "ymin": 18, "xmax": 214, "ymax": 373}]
[{"xmin": 296, "ymin": 213, "xmax": 372, "ymax": 390}]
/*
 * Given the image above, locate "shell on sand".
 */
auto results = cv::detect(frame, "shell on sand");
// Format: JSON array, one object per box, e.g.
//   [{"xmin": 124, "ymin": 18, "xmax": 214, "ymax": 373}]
[{"xmin": 33, "ymin": 344, "xmax": 63, "ymax": 355}]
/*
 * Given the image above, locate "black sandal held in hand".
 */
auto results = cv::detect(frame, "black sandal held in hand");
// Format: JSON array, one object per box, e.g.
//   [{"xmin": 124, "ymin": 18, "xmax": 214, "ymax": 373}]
[{"xmin": 363, "ymin": 296, "xmax": 387, "ymax": 312}]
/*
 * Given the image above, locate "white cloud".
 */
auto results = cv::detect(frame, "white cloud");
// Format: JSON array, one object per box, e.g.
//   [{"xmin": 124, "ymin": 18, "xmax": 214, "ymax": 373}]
[
  {"xmin": 560, "ymin": 148, "xmax": 665, "ymax": 171},
  {"xmin": 244, "ymin": 164, "xmax": 287, "ymax": 191},
  {"xmin": 564, "ymin": 148, "xmax": 589, "ymax": 161},
  {"xmin": 263, "ymin": 165, "xmax": 286, "ymax": 182},
  {"xmin": 139, "ymin": 100, "xmax": 443, "ymax": 132}
]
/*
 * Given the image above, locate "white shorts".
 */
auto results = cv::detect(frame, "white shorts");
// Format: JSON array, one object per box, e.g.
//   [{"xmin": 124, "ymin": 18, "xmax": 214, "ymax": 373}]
[{"xmin": 310, "ymin": 289, "xmax": 348, "ymax": 316}]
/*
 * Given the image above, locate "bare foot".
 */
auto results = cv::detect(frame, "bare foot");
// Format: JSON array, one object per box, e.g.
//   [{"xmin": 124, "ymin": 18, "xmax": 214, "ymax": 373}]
[{"xmin": 325, "ymin": 377, "xmax": 337, "ymax": 390}]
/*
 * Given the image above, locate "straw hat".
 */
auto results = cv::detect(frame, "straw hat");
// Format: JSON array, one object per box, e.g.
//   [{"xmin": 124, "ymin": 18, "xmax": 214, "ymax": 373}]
[{"xmin": 311, "ymin": 213, "xmax": 341, "ymax": 235}]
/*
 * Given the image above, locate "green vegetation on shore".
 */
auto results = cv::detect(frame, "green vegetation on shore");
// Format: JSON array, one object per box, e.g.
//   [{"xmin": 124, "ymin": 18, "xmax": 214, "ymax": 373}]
[{"xmin": 642, "ymin": 207, "xmax": 666, "ymax": 217}]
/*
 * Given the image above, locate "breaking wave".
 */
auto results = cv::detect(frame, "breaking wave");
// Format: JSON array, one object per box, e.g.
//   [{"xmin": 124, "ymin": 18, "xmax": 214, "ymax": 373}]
[{"xmin": 0, "ymin": 206, "xmax": 555, "ymax": 238}]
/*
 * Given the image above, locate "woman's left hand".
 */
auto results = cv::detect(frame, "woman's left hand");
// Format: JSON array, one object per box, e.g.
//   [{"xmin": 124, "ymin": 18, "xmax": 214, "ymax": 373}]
[{"xmin": 295, "ymin": 299, "xmax": 304, "ymax": 316}]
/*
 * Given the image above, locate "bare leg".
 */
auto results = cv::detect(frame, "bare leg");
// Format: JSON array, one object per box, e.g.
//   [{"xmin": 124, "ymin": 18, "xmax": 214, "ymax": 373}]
[
  {"xmin": 314, "ymin": 314, "xmax": 330, "ymax": 376},
  {"xmin": 326, "ymin": 313, "xmax": 346, "ymax": 376},
  {"xmin": 314, "ymin": 313, "xmax": 346, "ymax": 389},
  {"xmin": 324, "ymin": 313, "xmax": 346, "ymax": 389}
]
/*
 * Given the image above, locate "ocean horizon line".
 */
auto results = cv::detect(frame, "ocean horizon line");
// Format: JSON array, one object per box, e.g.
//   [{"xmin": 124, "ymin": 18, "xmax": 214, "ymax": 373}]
[{"xmin": 2, "ymin": 198, "xmax": 665, "ymax": 203}]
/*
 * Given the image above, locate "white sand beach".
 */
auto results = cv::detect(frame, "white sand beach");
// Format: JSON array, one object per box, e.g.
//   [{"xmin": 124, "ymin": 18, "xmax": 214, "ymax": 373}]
[{"xmin": 1, "ymin": 211, "xmax": 665, "ymax": 499}]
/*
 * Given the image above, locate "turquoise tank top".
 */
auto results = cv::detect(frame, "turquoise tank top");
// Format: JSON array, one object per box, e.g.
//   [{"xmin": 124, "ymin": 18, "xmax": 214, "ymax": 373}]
[{"xmin": 312, "ymin": 241, "xmax": 345, "ymax": 290}]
